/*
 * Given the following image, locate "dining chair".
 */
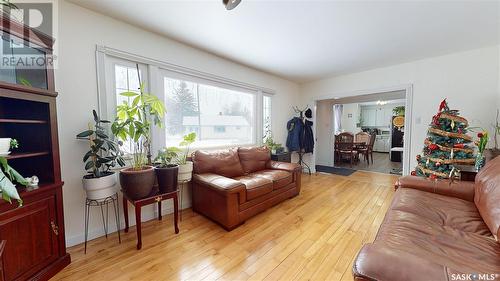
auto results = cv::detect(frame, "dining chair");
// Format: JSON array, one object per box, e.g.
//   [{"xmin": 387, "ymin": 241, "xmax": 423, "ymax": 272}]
[
  {"xmin": 336, "ymin": 132, "xmax": 357, "ymax": 168},
  {"xmin": 357, "ymin": 133, "xmax": 376, "ymax": 164},
  {"xmin": 355, "ymin": 132, "xmax": 370, "ymax": 145}
]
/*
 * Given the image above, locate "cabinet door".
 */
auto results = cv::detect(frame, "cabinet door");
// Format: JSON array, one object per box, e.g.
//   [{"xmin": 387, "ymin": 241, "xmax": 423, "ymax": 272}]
[
  {"xmin": 375, "ymin": 108, "xmax": 385, "ymax": 126},
  {"xmin": 0, "ymin": 196, "xmax": 59, "ymax": 281},
  {"xmin": 365, "ymin": 108, "xmax": 376, "ymax": 126}
]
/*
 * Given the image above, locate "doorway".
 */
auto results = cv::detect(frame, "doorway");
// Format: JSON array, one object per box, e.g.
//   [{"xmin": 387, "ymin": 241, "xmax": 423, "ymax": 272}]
[{"xmin": 314, "ymin": 88, "xmax": 412, "ymax": 175}]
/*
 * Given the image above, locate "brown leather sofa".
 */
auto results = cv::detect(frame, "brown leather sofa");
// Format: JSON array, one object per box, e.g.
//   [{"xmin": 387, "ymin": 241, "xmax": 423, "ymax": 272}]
[
  {"xmin": 353, "ymin": 156, "xmax": 500, "ymax": 281},
  {"xmin": 191, "ymin": 146, "xmax": 301, "ymax": 230}
]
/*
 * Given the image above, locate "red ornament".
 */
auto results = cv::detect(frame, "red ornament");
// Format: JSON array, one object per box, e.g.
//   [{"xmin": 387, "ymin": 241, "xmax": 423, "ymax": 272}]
[
  {"xmin": 429, "ymin": 174, "xmax": 438, "ymax": 180},
  {"xmin": 435, "ymin": 162, "xmax": 441, "ymax": 167},
  {"xmin": 416, "ymin": 154, "xmax": 421, "ymax": 161},
  {"xmin": 454, "ymin": 143, "xmax": 465, "ymax": 149},
  {"xmin": 411, "ymin": 171, "xmax": 416, "ymax": 176},
  {"xmin": 458, "ymin": 128, "xmax": 463, "ymax": 134},
  {"xmin": 432, "ymin": 113, "xmax": 442, "ymax": 125},
  {"xmin": 428, "ymin": 144, "xmax": 439, "ymax": 151},
  {"xmin": 439, "ymin": 99, "xmax": 448, "ymax": 112},
  {"xmin": 478, "ymin": 132, "xmax": 484, "ymax": 138}
]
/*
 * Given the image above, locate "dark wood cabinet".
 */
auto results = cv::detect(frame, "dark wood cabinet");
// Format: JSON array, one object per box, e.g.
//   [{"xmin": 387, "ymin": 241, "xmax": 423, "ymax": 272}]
[{"xmin": 0, "ymin": 14, "xmax": 69, "ymax": 281}]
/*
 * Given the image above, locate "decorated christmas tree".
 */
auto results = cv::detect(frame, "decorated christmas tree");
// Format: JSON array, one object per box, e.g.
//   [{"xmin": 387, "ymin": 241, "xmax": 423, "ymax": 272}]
[{"xmin": 413, "ymin": 99, "xmax": 475, "ymax": 179}]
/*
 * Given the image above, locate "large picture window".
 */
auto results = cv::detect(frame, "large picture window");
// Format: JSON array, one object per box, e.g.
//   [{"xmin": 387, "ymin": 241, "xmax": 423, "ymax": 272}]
[
  {"xmin": 163, "ymin": 76, "xmax": 255, "ymax": 148},
  {"xmin": 99, "ymin": 47, "xmax": 273, "ymax": 152}
]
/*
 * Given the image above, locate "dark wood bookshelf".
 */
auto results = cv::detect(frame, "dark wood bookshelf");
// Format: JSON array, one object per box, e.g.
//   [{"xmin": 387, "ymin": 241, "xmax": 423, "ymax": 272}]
[
  {"xmin": 0, "ymin": 15, "xmax": 70, "ymax": 281},
  {"xmin": 5, "ymin": 151, "xmax": 50, "ymax": 160},
  {"xmin": 0, "ymin": 118, "xmax": 48, "ymax": 124}
]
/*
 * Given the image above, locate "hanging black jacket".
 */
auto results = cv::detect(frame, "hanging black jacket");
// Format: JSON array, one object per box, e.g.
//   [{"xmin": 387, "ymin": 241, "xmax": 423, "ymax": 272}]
[
  {"xmin": 286, "ymin": 117, "xmax": 303, "ymax": 152},
  {"xmin": 303, "ymin": 119, "xmax": 314, "ymax": 153}
]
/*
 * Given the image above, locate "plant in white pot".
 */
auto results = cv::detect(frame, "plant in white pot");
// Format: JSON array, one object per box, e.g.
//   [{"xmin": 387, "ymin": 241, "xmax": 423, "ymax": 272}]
[
  {"xmin": 173, "ymin": 132, "xmax": 196, "ymax": 182},
  {"xmin": 0, "ymin": 138, "xmax": 18, "ymax": 156},
  {"xmin": 77, "ymin": 110, "xmax": 125, "ymax": 200},
  {"xmin": 112, "ymin": 81, "xmax": 166, "ymax": 200}
]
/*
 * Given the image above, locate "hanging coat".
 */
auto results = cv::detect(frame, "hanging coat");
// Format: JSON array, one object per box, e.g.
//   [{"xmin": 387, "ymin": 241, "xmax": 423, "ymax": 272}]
[
  {"xmin": 286, "ymin": 117, "xmax": 303, "ymax": 152},
  {"xmin": 303, "ymin": 119, "xmax": 314, "ymax": 153}
]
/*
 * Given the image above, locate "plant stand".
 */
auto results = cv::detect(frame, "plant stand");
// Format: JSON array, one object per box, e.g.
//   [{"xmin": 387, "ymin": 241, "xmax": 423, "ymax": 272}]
[
  {"xmin": 122, "ymin": 187, "xmax": 179, "ymax": 250},
  {"xmin": 178, "ymin": 180, "xmax": 190, "ymax": 221},
  {"xmin": 84, "ymin": 193, "xmax": 121, "ymax": 254}
]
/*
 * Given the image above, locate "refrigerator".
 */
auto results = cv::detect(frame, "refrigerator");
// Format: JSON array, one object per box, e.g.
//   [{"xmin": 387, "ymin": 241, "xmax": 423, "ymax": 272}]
[{"xmin": 390, "ymin": 116, "xmax": 404, "ymax": 162}]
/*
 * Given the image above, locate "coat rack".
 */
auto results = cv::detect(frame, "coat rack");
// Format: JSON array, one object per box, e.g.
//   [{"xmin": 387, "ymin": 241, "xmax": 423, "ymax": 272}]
[{"xmin": 292, "ymin": 105, "xmax": 312, "ymax": 175}]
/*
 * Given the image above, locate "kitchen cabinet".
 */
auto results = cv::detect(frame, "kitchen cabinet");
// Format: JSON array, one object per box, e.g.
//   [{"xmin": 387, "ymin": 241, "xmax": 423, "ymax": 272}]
[
  {"xmin": 361, "ymin": 105, "xmax": 397, "ymax": 128},
  {"xmin": 360, "ymin": 107, "xmax": 376, "ymax": 126},
  {"xmin": 374, "ymin": 135, "xmax": 390, "ymax": 152}
]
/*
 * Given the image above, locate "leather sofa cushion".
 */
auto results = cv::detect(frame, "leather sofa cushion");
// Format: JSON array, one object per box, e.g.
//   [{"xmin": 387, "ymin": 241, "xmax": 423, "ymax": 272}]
[
  {"xmin": 252, "ymin": 170, "xmax": 293, "ymax": 190},
  {"xmin": 393, "ymin": 188, "xmax": 492, "ymax": 237},
  {"xmin": 474, "ymin": 155, "xmax": 500, "ymax": 239},
  {"xmin": 193, "ymin": 148, "xmax": 245, "ymax": 178},
  {"xmin": 234, "ymin": 175, "xmax": 273, "ymax": 200},
  {"xmin": 238, "ymin": 147, "xmax": 271, "ymax": 174},
  {"xmin": 377, "ymin": 196, "xmax": 500, "ymax": 273}
]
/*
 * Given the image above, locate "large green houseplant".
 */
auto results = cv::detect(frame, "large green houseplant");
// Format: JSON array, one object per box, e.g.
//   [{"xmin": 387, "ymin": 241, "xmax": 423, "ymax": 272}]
[
  {"xmin": 112, "ymin": 80, "xmax": 166, "ymax": 199},
  {"xmin": 0, "ymin": 156, "xmax": 27, "ymax": 206},
  {"xmin": 77, "ymin": 110, "xmax": 125, "ymax": 200}
]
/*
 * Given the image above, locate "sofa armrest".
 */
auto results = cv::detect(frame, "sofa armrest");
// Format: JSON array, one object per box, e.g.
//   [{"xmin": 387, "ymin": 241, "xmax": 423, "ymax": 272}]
[
  {"xmin": 396, "ymin": 175, "xmax": 475, "ymax": 202},
  {"xmin": 193, "ymin": 173, "xmax": 245, "ymax": 195},
  {"xmin": 353, "ymin": 244, "xmax": 455, "ymax": 281},
  {"xmin": 268, "ymin": 161, "xmax": 301, "ymax": 173}
]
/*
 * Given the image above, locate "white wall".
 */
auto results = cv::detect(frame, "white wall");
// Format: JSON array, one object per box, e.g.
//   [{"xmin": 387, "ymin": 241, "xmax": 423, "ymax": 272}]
[
  {"xmin": 315, "ymin": 100, "xmax": 334, "ymax": 166},
  {"xmin": 56, "ymin": 0, "xmax": 299, "ymax": 246},
  {"xmin": 301, "ymin": 45, "xmax": 500, "ymax": 172}
]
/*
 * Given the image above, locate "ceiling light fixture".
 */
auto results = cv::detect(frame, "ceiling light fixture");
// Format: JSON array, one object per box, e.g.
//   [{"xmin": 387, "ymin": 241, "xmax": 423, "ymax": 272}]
[
  {"xmin": 223, "ymin": 0, "xmax": 241, "ymax": 10},
  {"xmin": 376, "ymin": 100, "xmax": 388, "ymax": 105}
]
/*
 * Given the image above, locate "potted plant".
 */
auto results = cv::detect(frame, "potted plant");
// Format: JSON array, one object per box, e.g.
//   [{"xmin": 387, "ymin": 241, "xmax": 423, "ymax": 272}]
[
  {"xmin": 0, "ymin": 156, "xmax": 27, "ymax": 206},
  {"xmin": 112, "ymin": 81, "xmax": 166, "ymax": 200},
  {"xmin": 174, "ymin": 132, "xmax": 196, "ymax": 182},
  {"xmin": 76, "ymin": 110, "xmax": 125, "ymax": 200},
  {"xmin": 264, "ymin": 136, "xmax": 284, "ymax": 154},
  {"xmin": 154, "ymin": 148, "xmax": 179, "ymax": 193},
  {"xmin": 0, "ymin": 138, "xmax": 18, "ymax": 156}
]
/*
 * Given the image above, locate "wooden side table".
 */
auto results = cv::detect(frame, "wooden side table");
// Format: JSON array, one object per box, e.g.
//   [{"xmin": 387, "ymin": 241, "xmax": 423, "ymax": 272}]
[
  {"xmin": 122, "ymin": 187, "xmax": 179, "ymax": 250},
  {"xmin": 271, "ymin": 152, "xmax": 291, "ymax": 163},
  {"xmin": 455, "ymin": 165, "xmax": 478, "ymax": 182}
]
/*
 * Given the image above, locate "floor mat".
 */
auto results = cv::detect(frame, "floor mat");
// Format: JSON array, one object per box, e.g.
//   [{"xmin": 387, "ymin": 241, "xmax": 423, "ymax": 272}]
[{"xmin": 315, "ymin": 165, "xmax": 356, "ymax": 176}]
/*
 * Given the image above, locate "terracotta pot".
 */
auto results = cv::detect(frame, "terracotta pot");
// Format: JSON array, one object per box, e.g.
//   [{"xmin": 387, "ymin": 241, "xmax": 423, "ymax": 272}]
[
  {"xmin": 82, "ymin": 171, "xmax": 117, "ymax": 200},
  {"xmin": 178, "ymin": 161, "xmax": 193, "ymax": 182},
  {"xmin": 155, "ymin": 164, "xmax": 179, "ymax": 193},
  {"xmin": 119, "ymin": 166, "xmax": 155, "ymax": 200}
]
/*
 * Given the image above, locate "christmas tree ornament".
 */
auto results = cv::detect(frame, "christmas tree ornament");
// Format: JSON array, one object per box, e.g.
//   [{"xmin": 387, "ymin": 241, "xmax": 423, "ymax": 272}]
[
  {"xmin": 450, "ymin": 148, "xmax": 454, "ymax": 159},
  {"xmin": 451, "ymin": 120, "xmax": 455, "ymax": 130},
  {"xmin": 435, "ymin": 162, "xmax": 441, "ymax": 167},
  {"xmin": 411, "ymin": 171, "xmax": 416, "ymax": 176}
]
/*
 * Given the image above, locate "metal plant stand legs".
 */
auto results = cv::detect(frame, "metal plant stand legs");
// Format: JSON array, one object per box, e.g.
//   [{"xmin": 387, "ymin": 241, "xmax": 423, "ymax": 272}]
[{"xmin": 84, "ymin": 193, "xmax": 121, "ymax": 254}]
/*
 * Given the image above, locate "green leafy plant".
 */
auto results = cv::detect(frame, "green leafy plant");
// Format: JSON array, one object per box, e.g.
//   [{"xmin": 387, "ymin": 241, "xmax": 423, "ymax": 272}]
[
  {"xmin": 9, "ymin": 139, "xmax": 18, "ymax": 150},
  {"xmin": 154, "ymin": 147, "xmax": 181, "ymax": 168},
  {"xmin": 176, "ymin": 132, "xmax": 196, "ymax": 165},
  {"xmin": 0, "ymin": 156, "xmax": 27, "ymax": 206},
  {"xmin": 77, "ymin": 110, "xmax": 125, "ymax": 178},
  {"xmin": 392, "ymin": 106, "xmax": 405, "ymax": 116},
  {"xmin": 264, "ymin": 136, "xmax": 283, "ymax": 153},
  {"xmin": 111, "ymin": 81, "xmax": 166, "ymax": 170}
]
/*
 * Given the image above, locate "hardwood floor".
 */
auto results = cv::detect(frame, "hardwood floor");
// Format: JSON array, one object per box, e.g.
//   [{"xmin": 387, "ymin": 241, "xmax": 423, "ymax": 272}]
[
  {"xmin": 335, "ymin": 152, "xmax": 402, "ymax": 174},
  {"xmin": 52, "ymin": 171, "xmax": 397, "ymax": 281}
]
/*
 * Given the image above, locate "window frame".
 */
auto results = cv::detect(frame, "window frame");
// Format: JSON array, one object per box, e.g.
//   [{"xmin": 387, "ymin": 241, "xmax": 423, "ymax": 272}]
[{"xmin": 96, "ymin": 45, "xmax": 274, "ymax": 151}]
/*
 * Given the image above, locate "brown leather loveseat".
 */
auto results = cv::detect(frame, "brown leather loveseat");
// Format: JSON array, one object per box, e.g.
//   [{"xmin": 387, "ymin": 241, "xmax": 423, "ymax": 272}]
[
  {"xmin": 353, "ymin": 156, "xmax": 500, "ymax": 281},
  {"xmin": 191, "ymin": 146, "xmax": 301, "ymax": 230}
]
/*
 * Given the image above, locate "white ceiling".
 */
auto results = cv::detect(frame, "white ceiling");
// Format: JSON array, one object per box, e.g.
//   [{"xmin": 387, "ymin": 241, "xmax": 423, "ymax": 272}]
[{"xmin": 70, "ymin": 0, "xmax": 500, "ymax": 83}]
